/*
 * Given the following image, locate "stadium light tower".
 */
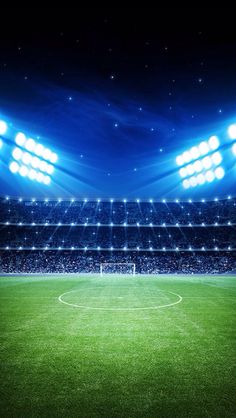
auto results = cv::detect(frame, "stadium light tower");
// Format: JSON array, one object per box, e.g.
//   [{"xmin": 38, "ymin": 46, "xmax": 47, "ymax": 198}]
[
  {"xmin": 9, "ymin": 131, "xmax": 58, "ymax": 185},
  {"xmin": 176, "ymin": 134, "xmax": 224, "ymax": 189}
]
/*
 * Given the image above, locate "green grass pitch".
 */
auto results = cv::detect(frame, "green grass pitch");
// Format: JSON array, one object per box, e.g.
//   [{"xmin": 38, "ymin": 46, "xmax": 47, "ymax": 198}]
[{"xmin": 0, "ymin": 274, "xmax": 236, "ymax": 418}]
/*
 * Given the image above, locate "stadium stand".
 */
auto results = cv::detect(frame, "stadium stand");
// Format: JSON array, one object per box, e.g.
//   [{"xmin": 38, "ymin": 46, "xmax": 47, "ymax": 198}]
[{"xmin": 0, "ymin": 196, "xmax": 235, "ymax": 273}]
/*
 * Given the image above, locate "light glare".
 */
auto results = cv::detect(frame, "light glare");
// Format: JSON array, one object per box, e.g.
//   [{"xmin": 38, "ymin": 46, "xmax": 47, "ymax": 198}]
[
  {"xmin": 208, "ymin": 135, "xmax": 219, "ymax": 150},
  {"xmin": 12, "ymin": 147, "xmax": 23, "ymax": 161},
  {"xmin": 9, "ymin": 161, "xmax": 20, "ymax": 173},
  {"xmin": 199, "ymin": 141, "xmax": 209, "ymax": 155},
  {"xmin": 211, "ymin": 152, "xmax": 222, "ymax": 166},
  {"xmin": 15, "ymin": 132, "xmax": 26, "ymax": 146},
  {"xmin": 215, "ymin": 166, "xmax": 225, "ymax": 179},
  {"xmin": 205, "ymin": 170, "xmax": 215, "ymax": 182},
  {"xmin": 25, "ymin": 138, "xmax": 36, "ymax": 152},
  {"xmin": 0, "ymin": 120, "xmax": 7, "ymax": 135},
  {"xmin": 19, "ymin": 165, "xmax": 28, "ymax": 177},
  {"xmin": 228, "ymin": 124, "xmax": 236, "ymax": 139}
]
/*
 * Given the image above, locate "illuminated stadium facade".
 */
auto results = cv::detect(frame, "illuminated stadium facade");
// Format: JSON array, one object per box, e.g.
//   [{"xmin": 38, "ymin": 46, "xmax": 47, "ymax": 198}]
[
  {"xmin": 0, "ymin": 117, "xmax": 236, "ymax": 273},
  {"xmin": 0, "ymin": 196, "xmax": 235, "ymax": 273}
]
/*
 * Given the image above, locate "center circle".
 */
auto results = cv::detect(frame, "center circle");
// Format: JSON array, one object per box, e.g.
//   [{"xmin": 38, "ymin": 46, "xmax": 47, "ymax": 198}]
[{"xmin": 58, "ymin": 286, "xmax": 182, "ymax": 311}]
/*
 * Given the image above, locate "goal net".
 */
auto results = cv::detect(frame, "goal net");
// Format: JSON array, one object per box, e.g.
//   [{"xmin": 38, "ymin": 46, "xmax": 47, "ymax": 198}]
[{"xmin": 100, "ymin": 263, "xmax": 136, "ymax": 276}]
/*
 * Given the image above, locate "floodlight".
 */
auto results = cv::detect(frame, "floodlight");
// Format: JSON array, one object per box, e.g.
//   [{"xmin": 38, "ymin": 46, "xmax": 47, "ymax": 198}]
[
  {"xmin": 179, "ymin": 167, "xmax": 187, "ymax": 178},
  {"xmin": 189, "ymin": 176, "xmax": 197, "ymax": 187},
  {"xmin": 199, "ymin": 141, "xmax": 209, "ymax": 155},
  {"xmin": 0, "ymin": 120, "xmax": 7, "ymax": 135},
  {"xmin": 205, "ymin": 170, "xmax": 215, "ymax": 183},
  {"xmin": 34, "ymin": 143, "xmax": 44, "ymax": 156},
  {"xmin": 196, "ymin": 173, "xmax": 205, "ymax": 185},
  {"xmin": 182, "ymin": 179, "xmax": 190, "ymax": 189},
  {"xmin": 183, "ymin": 151, "xmax": 191, "ymax": 163},
  {"xmin": 214, "ymin": 166, "xmax": 225, "ymax": 179},
  {"xmin": 39, "ymin": 160, "xmax": 48, "ymax": 172},
  {"xmin": 43, "ymin": 175, "xmax": 51, "ymax": 185},
  {"xmin": 176, "ymin": 155, "xmax": 183, "ymax": 166},
  {"xmin": 193, "ymin": 160, "xmax": 202, "ymax": 172},
  {"xmin": 22, "ymin": 152, "xmax": 32, "ymax": 165},
  {"xmin": 9, "ymin": 161, "xmax": 20, "ymax": 173},
  {"xmin": 232, "ymin": 143, "xmax": 236, "ymax": 156},
  {"xmin": 25, "ymin": 138, "xmax": 36, "ymax": 152},
  {"xmin": 36, "ymin": 172, "xmax": 44, "ymax": 183},
  {"xmin": 19, "ymin": 165, "xmax": 28, "ymax": 177},
  {"xmin": 211, "ymin": 152, "xmax": 222, "ymax": 165},
  {"xmin": 43, "ymin": 148, "xmax": 52, "ymax": 161},
  {"xmin": 176, "ymin": 132, "xmax": 224, "ymax": 188},
  {"xmin": 15, "ymin": 132, "xmax": 26, "ymax": 146},
  {"xmin": 208, "ymin": 135, "xmax": 219, "ymax": 150},
  {"xmin": 186, "ymin": 164, "xmax": 194, "ymax": 176},
  {"xmin": 28, "ymin": 169, "xmax": 37, "ymax": 180},
  {"xmin": 31, "ymin": 156, "xmax": 40, "ymax": 169},
  {"xmin": 190, "ymin": 146, "xmax": 200, "ymax": 159},
  {"xmin": 202, "ymin": 156, "xmax": 212, "ymax": 170},
  {"xmin": 228, "ymin": 124, "xmax": 236, "ymax": 139},
  {"xmin": 12, "ymin": 147, "xmax": 23, "ymax": 160},
  {"xmin": 50, "ymin": 153, "xmax": 58, "ymax": 163}
]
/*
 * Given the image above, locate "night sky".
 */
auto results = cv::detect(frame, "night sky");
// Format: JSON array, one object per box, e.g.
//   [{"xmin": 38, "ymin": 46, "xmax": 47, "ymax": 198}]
[{"xmin": 0, "ymin": 8, "xmax": 236, "ymax": 199}]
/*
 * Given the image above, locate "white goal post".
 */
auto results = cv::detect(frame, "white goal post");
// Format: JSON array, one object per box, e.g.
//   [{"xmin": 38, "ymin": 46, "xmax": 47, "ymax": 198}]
[{"xmin": 100, "ymin": 263, "xmax": 136, "ymax": 276}]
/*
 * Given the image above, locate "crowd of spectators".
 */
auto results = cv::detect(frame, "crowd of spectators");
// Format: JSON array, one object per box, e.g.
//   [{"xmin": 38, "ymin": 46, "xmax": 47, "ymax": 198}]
[{"xmin": 0, "ymin": 251, "xmax": 235, "ymax": 274}]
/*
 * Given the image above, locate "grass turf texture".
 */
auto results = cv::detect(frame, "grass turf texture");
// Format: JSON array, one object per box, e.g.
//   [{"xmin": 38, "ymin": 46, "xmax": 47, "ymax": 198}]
[{"xmin": 0, "ymin": 274, "xmax": 236, "ymax": 418}]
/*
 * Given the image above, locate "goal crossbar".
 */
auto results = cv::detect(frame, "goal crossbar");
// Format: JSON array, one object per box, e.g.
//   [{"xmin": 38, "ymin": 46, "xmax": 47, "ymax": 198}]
[{"xmin": 100, "ymin": 263, "xmax": 136, "ymax": 276}]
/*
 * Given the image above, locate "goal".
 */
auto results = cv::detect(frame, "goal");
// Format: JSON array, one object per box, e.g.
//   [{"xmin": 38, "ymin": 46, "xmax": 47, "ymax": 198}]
[{"xmin": 100, "ymin": 263, "xmax": 136, "ymax": 276}]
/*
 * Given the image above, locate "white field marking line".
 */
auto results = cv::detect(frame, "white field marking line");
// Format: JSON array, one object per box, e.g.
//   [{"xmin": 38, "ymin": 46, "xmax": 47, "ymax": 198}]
[
  {"xmin": 183, "ymin": 296, "xmax": 236, "ymax": 299},
  {"xmin": 199, "ymin": 281, "xmax": 236, "ymax": 291},
  {"xmin": 58, "ymin": 289, "xmax": 183, "ymax": 311}
]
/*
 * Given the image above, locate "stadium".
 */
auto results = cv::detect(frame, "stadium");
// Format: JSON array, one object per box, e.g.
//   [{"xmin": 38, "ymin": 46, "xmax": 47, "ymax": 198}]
[{"xmin": 1, "ymin": 8, "xmax": 236, "ymax": 418}]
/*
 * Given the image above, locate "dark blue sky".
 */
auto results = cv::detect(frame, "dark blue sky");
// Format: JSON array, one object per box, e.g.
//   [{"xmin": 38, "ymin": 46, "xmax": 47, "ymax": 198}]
[{"xmin": 0, "ymin": 8, "xmax": 236, "ymax": 198}]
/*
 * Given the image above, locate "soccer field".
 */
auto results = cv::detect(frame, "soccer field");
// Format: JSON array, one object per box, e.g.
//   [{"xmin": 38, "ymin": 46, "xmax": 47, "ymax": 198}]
[{"xmin": 0, "ymin": 274, "xmax": 236, "ymax": 418}]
